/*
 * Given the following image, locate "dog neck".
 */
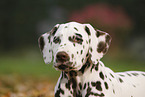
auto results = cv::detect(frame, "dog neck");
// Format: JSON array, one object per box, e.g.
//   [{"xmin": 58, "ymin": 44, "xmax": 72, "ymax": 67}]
[{"xmin": 60, "ymin": 56, "xmax": 103, "ymax": 97}]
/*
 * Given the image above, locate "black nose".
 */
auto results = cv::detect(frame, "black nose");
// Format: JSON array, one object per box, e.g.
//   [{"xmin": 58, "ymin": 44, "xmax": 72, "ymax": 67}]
[{"xmin": 56, "ymin": 51, "xmax": 70, "ymax": 62}]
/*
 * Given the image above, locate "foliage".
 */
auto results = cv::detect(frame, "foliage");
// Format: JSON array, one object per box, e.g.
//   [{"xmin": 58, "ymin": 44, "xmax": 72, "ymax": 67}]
[
  {"xmin": 68, "ymin": 3, "xmax": 133, "ymax": 50},
  {"xmin": 0, "ymin": 75, "xmax": 54, "ymax": 97}
]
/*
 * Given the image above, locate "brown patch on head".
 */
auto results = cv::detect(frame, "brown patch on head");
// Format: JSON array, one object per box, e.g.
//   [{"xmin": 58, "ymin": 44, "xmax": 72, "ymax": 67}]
[
  {"xmin": 97, "ymin": 41, "xmax": 107, "ymax": 53},
  {"xmin": 38, "ymin": 36, "xmax": 45, "ymax": 51},
  {"xmin": 105, "ymin": 35, "xmax": 111, "ymax": 45}
]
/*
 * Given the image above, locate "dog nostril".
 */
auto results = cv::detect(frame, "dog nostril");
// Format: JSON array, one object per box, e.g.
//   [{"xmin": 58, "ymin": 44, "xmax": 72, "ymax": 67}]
[
  {"xmin": 62, "ymin": 55, "xmax": 66, "ymax": 59},
  {"xmin": 56, "ymin": 51, "xmax": 70, "ymax": 62}
]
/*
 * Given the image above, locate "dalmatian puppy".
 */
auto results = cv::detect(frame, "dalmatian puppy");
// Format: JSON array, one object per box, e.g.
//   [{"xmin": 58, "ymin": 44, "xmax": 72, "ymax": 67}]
[{"xmin": 38, "ymin": 22, "xmax": 145, "ymax": 97}]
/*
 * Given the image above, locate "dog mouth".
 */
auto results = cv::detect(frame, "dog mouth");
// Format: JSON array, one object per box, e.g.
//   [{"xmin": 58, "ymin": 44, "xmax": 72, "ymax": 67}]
[{"xmin": 54, "ymin": 61, "xmax": 74, "ymax": 71}]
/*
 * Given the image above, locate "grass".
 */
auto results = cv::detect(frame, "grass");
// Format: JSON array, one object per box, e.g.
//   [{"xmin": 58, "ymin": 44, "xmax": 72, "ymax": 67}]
[
  {"xmin": 0, "ymin": 49, "xmax": 60, "ymax": 80},
  {"xmin": 0, "ymin": 49, "xmax": 145, "ymax": 77},
  {"xmin": 0, "ymin": 49, "xmax": 145, "ymax": 96}
]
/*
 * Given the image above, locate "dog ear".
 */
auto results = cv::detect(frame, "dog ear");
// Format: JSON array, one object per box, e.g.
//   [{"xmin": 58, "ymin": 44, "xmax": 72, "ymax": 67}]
[
  {"xmin": 84, "ymin": 24, "xmax": 111, "ymax": 64},
  {"xmin": 38, "ymin": 33, "xmax": 52, "ymax": 64},
  {"xmin": 38, "ymin": 24, "xmax": 60, "ymax": 64}
]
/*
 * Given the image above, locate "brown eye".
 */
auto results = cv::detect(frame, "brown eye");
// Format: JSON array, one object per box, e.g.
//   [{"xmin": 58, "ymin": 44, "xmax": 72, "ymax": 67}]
[
  {"xmin": 53, "ymin": 36, "xmax": 61, "ymax": 44},
  {"xmin": 68, "ymin": 36, "xmax": 83, "ymax": 44}
]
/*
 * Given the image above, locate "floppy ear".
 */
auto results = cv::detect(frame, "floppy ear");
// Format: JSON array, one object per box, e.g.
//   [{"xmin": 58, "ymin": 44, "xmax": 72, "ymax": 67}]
[
  {"xmin": 38, "ymin": 33, "xmax": 52, "ymax": 64},
  {"xmin": 38, "ymin": 24, "xmax": 60, "ymax": 64},
  {"xmin": 84, "ymin": 24, "xmax": 111, "ymax": 64}
]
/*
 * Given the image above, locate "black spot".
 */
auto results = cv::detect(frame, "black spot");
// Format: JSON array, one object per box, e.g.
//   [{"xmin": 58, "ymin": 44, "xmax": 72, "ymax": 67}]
[
  {"xmin": 87, "ymin": 86, "xmax": 91, "ymax": 94},
  {"xmin": 52, "ymin": 27, "xmax": 58, "ymax": 36},
  {"xmin": 87, "ymin": 82, "xmax": 90, "ymax": 86},
  {"xmin": 100, "ymin": 93, "xmax": 105, "ymax": 96},
  {"xmin": 91, "ymin": 82, "xmax": 96, "ymax": 87},
  {"xmin": 86, "ymin": 53, "xmax": 89, "ymax": 57},
  {"xmin": 83, "ymin": 83, "xmax": 86, "ymax": 89},
  {"xmin": 82, "ymin": 58, "xmax": 84, "ymax": 63},
  {"xmin": 72, "ymin": 54, "xmax": 74, "ymax": 58},
  {"xmin": 96, "ymin": 81, "xmax": 102, "ymax": 91},
  {"xmin": 113, "ymin": 89, "xmax": 115, "ymax": 94},
  {"xmin": 99, "ymin": 72, "xmax": 104, "ymax": 80},
  {"xmin": 77, "ymin": 51, "xmax": 79, "ymax": 54},
  {"xmin": 75, "ymin": 33, "xmax": 82, "ymax": 38},
  {"xmin": 132, "ymin": 84, "xmax": 136, "ymax": 87},
  {"xmin": 79, "ymin": 62, "xmax": 87, "ymax": 74},
  {"xmin": 55, "ymin": 88, "xmax": 64, "ymax": 97},
  {"xmin": 126, "ymin": 73, "xmax": 131, "ymax": 76},
  {"xmin": 142, "ymin": 73, "xmax": 145, "ymax": 76},
  {"xmin": 68, "ymin": 36, "xmax": 72, "ymax": 42},
  {"xmin": 86, "ymin": 40, "xmax": 88, "ymax": 44},
  {"xmin": 83, "ymin": 45, "xmax": 85, "ymax": 48},
  {"xmin": 61, "ymin": 72, "xmax": 64, "ymax": 78},
  {"xmin": 91, "ymin": 92, "xmax": 104, "ymax": 96},
  {"xmin": 85, "ymin": 26, "xmax": 91, "ymax": 35},
  {"xmin": 131, "ymin": 73, "xmax": 139, "ymax": 76},
  {"xmin": 89, "ymin": 39, "xmax": 91, "ymax": 43},
  {"xmin": 104, "ymin": 82, "xmax": 109, "ymax": 89},
  {"xmin": 95, "ymin": 63, "xmax": 99, "ymax": 71},
  {"xmin": 90, "ymin": 64, "xmax": 95, "ymax": 72},
  {"xmin": 119, "ymin": 74, "xmax": 125, "ymax": 77},
  {"xmin": 97, "ymin": 41, "xmax": 107, "ymax": 53},
  {"xmin": 79, "ymin": 57, "xmax": 91, "ymax": 74},
  {"xmin": 79, "ymin": 83, "xmax": 82, "ymax": 90},
  {"xmin": 64, "ymin": 26, "xmax": 68, "ymax": 28},
  {"xmin": 96, "ymin": 30, "xmax": 105, "ymax": 37},
  {"xmin": 39, "ymin": 36, "xmax": 45, "ymax": 51},
  {"xmin": 70, "ymin": 91, "xmax": 73, "ymax": 94},
  {"xmin": 119, "ymin": 78, "xmax": 123, "ymax": 83},
  {"xmin": 74, "ymin": 27, "xmax": 78, "ymax": 31},
  {"xmin": 65, "ymin": 82, "xmax": 71, "ymax": 90},
  {"xmin": 48, "ymin": 35, "xmax": 51, "ymax": 43},
  {"xmin": 73, "ymin": 43, "xmax": 75, "ymax": 47},
  {"xmin": 110, "ymin": 73, "xmax": 114, "ymax": 78},
  {"xmin": 81, "ymin": 50, "xmax": 83, "ymax": 54},
  {"xmin": 90, "ymin": 47, "xmax": 93, "ymax": 52},
  {"xmin": 85, "ymin": 86, "xmax": 92, "ymax": 97}
]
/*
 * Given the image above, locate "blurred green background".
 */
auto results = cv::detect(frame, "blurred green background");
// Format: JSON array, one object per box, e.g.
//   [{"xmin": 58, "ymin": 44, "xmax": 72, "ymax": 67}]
[{"xmin": 0, "ymin": 0, "xmax": 145, "ymax": 84}]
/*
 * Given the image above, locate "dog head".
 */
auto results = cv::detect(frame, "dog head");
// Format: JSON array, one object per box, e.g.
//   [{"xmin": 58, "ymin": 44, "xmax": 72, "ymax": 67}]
[{"xmin": 38, "ymin": 22, "xmax": 111, "ymax": 71}]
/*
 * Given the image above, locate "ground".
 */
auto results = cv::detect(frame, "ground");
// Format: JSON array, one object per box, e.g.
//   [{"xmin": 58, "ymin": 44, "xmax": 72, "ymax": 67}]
[
  {"xmin": 0, "ymin": 50, "xmax": 145, "ymax": 97},
  {"xmin": 0, "ymin": 75, "xmax": 55, "ymax": 97}
]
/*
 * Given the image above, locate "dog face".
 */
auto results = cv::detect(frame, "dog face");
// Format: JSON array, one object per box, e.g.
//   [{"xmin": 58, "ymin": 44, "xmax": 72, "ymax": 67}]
[{"xmin": 38, "ymin": 22, "xmax": 111, "ymax": 71}]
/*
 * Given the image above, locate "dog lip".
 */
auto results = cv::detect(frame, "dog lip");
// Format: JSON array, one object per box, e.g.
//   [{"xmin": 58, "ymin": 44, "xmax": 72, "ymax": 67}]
[
  {"xmin": 54, "ymin": 61, "xmax": 74, "ymax": 71},
  {"xmin": 56, "ymin": 61, "xmax": 73, "ymax": 66},
  {"xmin": 58, "ymin": 65, "xmax": 68, "ymax": 70}
]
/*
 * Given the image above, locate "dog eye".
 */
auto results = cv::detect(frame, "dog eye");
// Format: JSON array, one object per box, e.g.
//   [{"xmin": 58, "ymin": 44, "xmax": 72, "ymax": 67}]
[
  {"xmin": 69, "ymin": 36, "xmax": 83, "ymax": 44},
  {"xmin": 53, "ymin": 36, "xmax": 61, "ymax": 44}
]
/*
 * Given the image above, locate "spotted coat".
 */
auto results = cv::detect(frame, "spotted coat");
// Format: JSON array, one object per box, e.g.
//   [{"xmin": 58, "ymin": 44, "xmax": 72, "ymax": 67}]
[{"xmin": 38, "ymin": 22, "xmax": 145, "ymax": 97}]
